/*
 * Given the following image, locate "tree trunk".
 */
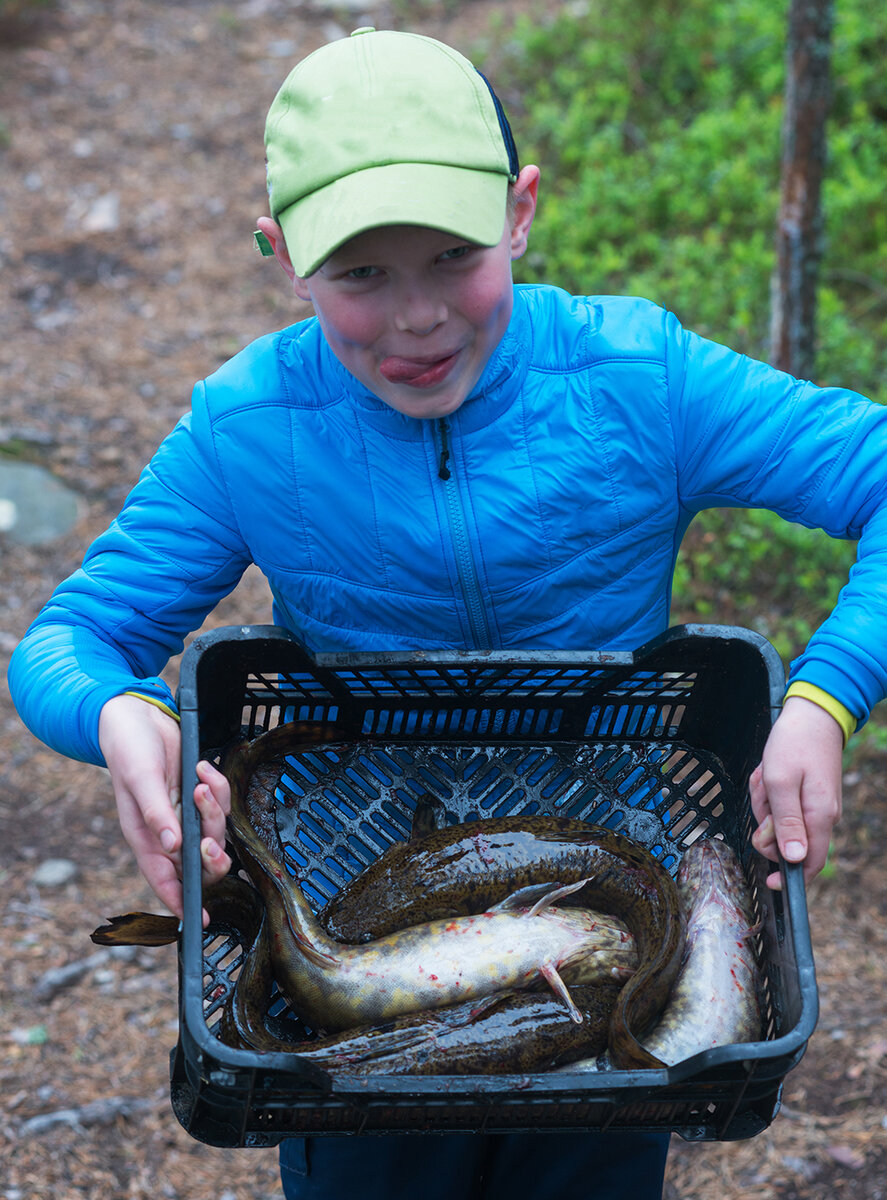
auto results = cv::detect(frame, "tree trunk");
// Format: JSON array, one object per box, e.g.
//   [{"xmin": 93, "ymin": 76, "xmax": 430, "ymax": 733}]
[{"xmin": 769, "ymin": 0, "xmax": 835, "ymax": 379}]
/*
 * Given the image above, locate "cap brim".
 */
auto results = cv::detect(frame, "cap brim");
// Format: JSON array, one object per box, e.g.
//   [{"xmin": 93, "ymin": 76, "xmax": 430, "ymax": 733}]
[{"xmin": 277, "ymin": 162, "xmax": 509, "ymax": 278}]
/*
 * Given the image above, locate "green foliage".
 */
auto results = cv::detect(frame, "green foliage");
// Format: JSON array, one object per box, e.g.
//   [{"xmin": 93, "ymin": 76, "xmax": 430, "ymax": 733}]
[
  {"xmin": 486, "ymin": 0, "xmax": 885, "ymax": 668},
  {"xmin": 670, "ymin": 508, "xmax": 857, "ymax": 663},
  {"xmin": 497, "ymin": 0, "xmax": 887, "ymax": 393},
  {"xmin": 850, "ymin": 709, "xmax": 887, "ymax": 757}
]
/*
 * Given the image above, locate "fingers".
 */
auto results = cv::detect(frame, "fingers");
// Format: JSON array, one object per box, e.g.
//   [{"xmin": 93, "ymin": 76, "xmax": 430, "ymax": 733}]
[
  {"xmin": 750, "ymin": 696, "xmax": 843, "ymax": 890},
  {"xmin": 192, "ymin": 760, "xmax": 233, "ymax": 927},
  {"xmin": 194, "ymin": 769, "xmax": 228, "ymax": 841},
  {"xmin": 194, "ymin": 761, "xmax": 233, "ymax": 926},
  {"xmin": 99, "ymin": 696, "xmax": 240, "ymax": 921},
  {"xmin": 195, "ymin": 758, "xmax": 231, "ymax": 815},
  {"xmin": 751, "ymin": 813, "xmax": 777, "ymax": 859},
  {"xmin": 142, "ymin": 850, "xmax": 188, "ymax": 919}
]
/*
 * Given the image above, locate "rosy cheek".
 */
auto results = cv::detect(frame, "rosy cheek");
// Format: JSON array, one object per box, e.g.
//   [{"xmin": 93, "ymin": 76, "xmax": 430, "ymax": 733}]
[
  {"xmin": 461, "ymin": 275, "xmax": 512, "ymax": 331},
  {"xmin": 319, "ymin": 300, "xmax": 381, "ymax": 350}
]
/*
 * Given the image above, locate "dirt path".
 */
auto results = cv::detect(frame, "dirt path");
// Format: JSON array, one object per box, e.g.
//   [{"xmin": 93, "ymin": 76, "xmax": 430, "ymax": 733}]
[{"xmin": 1, "ymin": 3, "xmax": 885, "ymax": 1197}]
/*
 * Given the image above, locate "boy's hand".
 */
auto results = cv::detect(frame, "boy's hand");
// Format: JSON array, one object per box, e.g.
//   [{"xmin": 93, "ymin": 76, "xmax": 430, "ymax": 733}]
[
  {"xmin": 749, "ymin": 695, "xmax": 843, "ymax": 889},
  {"xmin": 98, "ymin": 694, "xmax": 231, "ymax": 923}
]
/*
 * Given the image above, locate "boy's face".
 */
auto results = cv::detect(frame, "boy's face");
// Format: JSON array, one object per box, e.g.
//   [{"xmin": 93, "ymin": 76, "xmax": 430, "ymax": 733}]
[{"xmin": 268, "ymin": 166, "xmax": 539, "ymax": 420}]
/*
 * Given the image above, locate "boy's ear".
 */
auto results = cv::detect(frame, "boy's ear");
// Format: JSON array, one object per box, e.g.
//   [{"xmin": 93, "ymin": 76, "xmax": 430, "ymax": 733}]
[
  {"xmin": 255, "ymin": 217, "xmax": 311, "ymax": 297},
  {"xmin": 510, "ymin": 165, "xmax": 540, "ymax": 261}
]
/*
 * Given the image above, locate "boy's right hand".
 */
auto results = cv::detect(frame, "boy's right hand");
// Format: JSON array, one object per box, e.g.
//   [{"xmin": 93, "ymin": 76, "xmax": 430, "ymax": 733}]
[{"xmin": 98, "ymin": 694, "xmax": 231, "ymax": 922}]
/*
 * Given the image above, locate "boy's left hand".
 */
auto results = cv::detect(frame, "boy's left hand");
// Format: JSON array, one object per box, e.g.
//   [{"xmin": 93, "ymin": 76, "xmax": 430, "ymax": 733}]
[{"xmin": 750, "ymin": 695, "xmax": 843, "ymax": 889}]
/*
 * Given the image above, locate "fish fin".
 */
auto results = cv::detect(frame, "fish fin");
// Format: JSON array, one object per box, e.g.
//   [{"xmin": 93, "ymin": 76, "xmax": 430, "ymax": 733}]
[
  {"xmin": 339, "ymin": 993, "xmax": 522, "ymax": 1067},
  {"xmin": 527, "ymin": 877, "xmax": 592, "ymax": 917},
  {"xmin": 540, "ymin": 963, "xmax": 583, "ymax": 1024},
  {"xmin": 409, "ymin": 793, "xmax": 447, "ymax": 842},
  {"xmin": 463, "ymin": 991, "xmax": 520, "ymax": 1023},
  {"xmin": 90, "ymin": 912, "xmax": 181, "ymax": 946},
  {"xmin": 738, "ymin": 919, "xmax": 763, "ymax": 941},
  {"xmin": 488, "ymin": 881, "xmax": 562, "ymax": 913},
  {"xmin": 488, "ymin": 877, "xmax": 593, "ymax": 916},
  {"xmin": 336, "ymin": 1029, "xmax": 432, "ymax": 1065}
]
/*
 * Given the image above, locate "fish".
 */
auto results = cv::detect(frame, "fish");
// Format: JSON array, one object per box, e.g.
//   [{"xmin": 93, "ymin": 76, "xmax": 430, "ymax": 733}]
[
  {"xmin": 221, "ymin": 729, "xmax": 638, "ymax": 1034},
  {"xmin": 639, "ymin": 837, "xmax": 761, "ymax": 1065},
  {"xmin": 90, "ymin": 873, "xmax": 264, "ymax": 948},
  {"xmin": 219, "ymin": 908, "xmax": 622, "ymax": 1075},
  {"xmin": 559, "ymin": 837, "xmax": 762, "ymax": 1071},
  {"xmin": 93, "ymin": 881, "xmax": 619, "ymax": 1075},
  {"xmin": 307, "ymin": 988, "xmax": 617, "ymax": 1077},
  {"xmin": 319, "ymin": 819, "xmax": 684, "ymax": 1069},
  {"xmin": 228, "ymin": 721, "xmax": 684, "ymax": 1065}
]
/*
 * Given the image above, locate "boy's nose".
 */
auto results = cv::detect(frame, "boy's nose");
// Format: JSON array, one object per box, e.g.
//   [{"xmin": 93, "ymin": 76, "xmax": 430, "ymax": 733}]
[{"xmin": 393, "ymin": 289, "xmax": 448, "ymax": 335}]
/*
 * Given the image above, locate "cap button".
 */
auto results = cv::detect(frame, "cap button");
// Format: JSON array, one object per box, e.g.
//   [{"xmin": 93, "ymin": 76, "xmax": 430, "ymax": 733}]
[{"xmin": 351, "ymin": 26, "xmax": 375, "ymax": 36}]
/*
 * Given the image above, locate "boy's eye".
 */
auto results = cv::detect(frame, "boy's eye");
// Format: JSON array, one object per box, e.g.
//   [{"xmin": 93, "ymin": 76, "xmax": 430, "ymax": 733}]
[
  {"xmin": 347, "ymin": 265, "xmax": 379, "ymax": 279},
  {"xmin": 439, "ymin": 245, "xmax": 474, "ymax": 262}
]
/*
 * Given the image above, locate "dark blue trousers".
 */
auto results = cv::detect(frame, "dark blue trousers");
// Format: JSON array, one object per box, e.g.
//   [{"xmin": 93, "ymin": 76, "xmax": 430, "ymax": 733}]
[{"xmin": 280, "ymin": 1130, "xmax": 670, "ymax": 1199}]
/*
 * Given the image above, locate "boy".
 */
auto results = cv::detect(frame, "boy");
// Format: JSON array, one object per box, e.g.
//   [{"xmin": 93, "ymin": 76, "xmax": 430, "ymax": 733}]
[{"xmin": 9, "ymin": 27, "xmax": 887, "ymax": 1200}]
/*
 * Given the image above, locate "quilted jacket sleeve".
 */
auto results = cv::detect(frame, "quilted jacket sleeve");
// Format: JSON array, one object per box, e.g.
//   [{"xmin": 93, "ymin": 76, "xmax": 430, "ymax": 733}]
[
  {"xmin": 664, "ymin": 309, "xmax": 887, "ymax": 729},
  {"xmin": 7, "ymin": 394, "xmax": 252, "ymax": 766}
]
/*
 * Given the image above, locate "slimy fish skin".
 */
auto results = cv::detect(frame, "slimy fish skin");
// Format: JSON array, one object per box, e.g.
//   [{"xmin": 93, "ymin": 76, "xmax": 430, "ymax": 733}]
[
  {"xmin": 560, "ymin": 838, "xmax": 762, "ymax": 1071},
  {"xmin": 639, "ymin": 838, "xmax": 761, "ymax": 1066},
  {"xmin": 320, "ymin": 807, "xmax": 684, "ymax": 1068},
  {"xmin": 222, "ymin": 729, "xmax": 637, "ymax": 1034},
  {"xmin": 220, "ymin": 910, "xmax": 622, "ymax": 1076}
]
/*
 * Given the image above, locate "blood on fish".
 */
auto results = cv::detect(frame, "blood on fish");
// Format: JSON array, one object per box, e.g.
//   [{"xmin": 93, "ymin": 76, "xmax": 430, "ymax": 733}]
[{"xmin": 473, "ymin": 834, "xmax": 497, "ymax": 867}]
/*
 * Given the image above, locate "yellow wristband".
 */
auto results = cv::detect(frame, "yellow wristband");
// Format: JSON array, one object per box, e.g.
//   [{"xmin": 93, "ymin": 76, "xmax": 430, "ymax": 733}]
[
  {"xmin": 124, "ymin": 691, "xmax": 181, "ymax": 724},
  {"xmin": 784, "ymin": 682, "xmax": 855, "ymax": 747}
]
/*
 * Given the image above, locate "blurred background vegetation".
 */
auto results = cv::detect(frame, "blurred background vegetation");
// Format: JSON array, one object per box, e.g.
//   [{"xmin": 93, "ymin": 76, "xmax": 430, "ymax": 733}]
[{"xmin": 488, "ymin": 0, "xmax": 885, "ymax": 747}]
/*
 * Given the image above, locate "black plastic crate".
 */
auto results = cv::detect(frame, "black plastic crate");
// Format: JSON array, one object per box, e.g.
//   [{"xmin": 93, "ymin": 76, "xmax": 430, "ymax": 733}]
[{"xmin": 170, "ymin": 623, "xmax": 818, "ymax": 1147}]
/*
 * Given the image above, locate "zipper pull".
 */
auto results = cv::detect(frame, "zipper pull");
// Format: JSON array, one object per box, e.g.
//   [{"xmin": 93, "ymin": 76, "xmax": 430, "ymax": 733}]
[{"xmin": 437, "ymin": 419, "xmax": 452, "ymax": 480}]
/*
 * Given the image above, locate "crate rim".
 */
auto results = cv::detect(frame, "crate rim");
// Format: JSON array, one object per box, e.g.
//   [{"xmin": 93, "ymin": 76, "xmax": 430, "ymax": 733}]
[{"xmin": 179, "ymin": 622, "xmax": 787, "ymax": 713}]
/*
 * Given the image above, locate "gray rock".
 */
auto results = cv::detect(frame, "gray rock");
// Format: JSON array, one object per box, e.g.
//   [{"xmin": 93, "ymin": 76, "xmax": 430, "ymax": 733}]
[
  {"xmin": 31, "ymin": 858, "xmax": 79, "ymax": 888},
  {"xmin": 0, "ymin": 462, "xmax": 82, "ymax": 546}
]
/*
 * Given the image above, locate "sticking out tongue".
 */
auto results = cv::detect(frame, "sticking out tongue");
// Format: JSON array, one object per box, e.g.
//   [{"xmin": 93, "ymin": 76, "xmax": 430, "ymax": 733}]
[{"xmin": 379, "ymin": 354, "xmax": 454, "ymax": 386}]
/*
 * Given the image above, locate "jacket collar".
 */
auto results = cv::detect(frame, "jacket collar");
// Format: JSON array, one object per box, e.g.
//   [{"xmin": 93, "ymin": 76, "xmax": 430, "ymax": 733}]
[{"xmin": 325, "ymin": 288, "xmax": 532, "ymax": 440}]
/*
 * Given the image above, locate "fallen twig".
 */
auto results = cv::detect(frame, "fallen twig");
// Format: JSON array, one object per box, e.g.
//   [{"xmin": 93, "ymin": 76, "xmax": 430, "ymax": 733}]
[
  {"xmin": 32, "ymin": 945, "xmax": 137, "ymax": 1002},
  {"xmin": 17, "ymin": 1094, "xmax": 160, "ymax": 1136}
]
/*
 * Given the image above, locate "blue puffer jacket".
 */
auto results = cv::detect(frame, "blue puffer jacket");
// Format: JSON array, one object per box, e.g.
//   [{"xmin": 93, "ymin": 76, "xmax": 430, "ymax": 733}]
[{"xmin": 9, "ymin": 285, "xmax": 887, "ymax": 764}]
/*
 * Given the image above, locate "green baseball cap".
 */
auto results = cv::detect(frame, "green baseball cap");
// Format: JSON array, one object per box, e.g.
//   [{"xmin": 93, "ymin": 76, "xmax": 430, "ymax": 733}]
[{"xmin": 259, "ymin": 28, "xmax": 520, "ymax": 277}]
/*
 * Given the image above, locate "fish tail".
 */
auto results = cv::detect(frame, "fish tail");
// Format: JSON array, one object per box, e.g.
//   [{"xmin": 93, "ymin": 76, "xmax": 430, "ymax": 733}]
[
  {"xmin": 738, "ymin": 918, "xmax": 763, "ymax": 940},
  {"xmin": 90, "ymin": 912, "xmax": 181, "ymax": 946}
]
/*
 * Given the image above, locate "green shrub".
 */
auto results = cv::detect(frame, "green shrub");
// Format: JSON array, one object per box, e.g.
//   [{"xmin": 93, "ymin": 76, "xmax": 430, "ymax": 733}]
[
  {"xmin": 483, "ymin": 0, "xmax": 886, "ymax": 671},
  {"xmin": 497, "ymin": 0, "xmax": 887, "ymax": 395},
  {"xmin": 671, "ymin": 509, "xmax": 858, "ymax": 664}
]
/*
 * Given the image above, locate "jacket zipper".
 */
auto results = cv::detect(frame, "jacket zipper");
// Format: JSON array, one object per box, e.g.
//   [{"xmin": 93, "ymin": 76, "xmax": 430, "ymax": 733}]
[{"xmin": 436, "ymin": 418, "xmax": 493, "ymax": 649}]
